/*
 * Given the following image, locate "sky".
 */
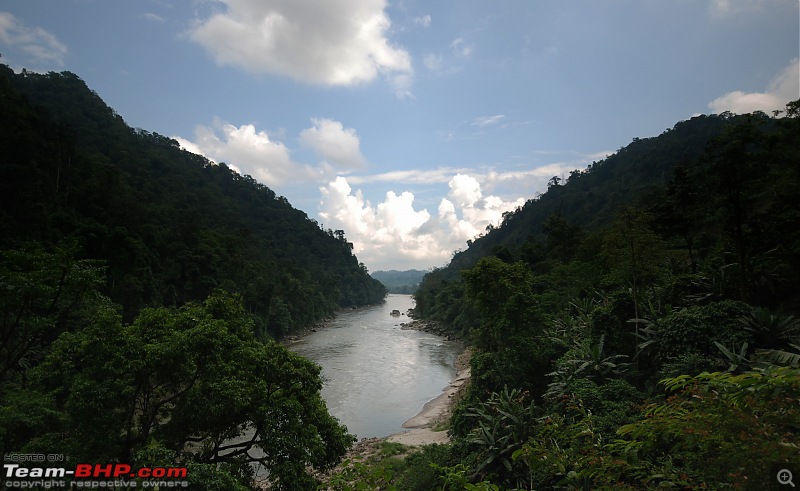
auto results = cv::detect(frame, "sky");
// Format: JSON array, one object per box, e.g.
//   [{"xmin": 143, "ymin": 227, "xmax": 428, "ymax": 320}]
[{"xmin": 1, "ymin": 0, "xmax": 798, "ymax": 272}]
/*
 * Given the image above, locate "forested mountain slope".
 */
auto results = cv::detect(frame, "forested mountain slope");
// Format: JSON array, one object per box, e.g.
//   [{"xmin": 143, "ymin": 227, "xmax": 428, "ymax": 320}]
[
  {"xmin": 0, "ymin": 64, "xmax": 386, "ymax": 338},
  {"xmin": 389, "ymin": 102, "xmax": 800, "ymax": 490},
  {"xmin": 444, "ymin": 112, "xmax": 766, "ymax": 275},
  {"xmin": 416, "ymin": 109, "xmax": 799, "ymax": 324}
]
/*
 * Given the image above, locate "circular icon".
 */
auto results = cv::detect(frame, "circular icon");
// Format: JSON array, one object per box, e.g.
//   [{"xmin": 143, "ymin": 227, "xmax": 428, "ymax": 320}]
[{"xmin": 778, "ymin": 468, "xmax": 795, "ymax": 487}]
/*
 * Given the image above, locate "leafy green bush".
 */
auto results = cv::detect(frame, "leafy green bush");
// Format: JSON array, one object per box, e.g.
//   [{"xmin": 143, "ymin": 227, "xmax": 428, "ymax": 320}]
[
  {"xmin": 461, "ymin": 388, "xmax": 536, "ymax": 488},
  {"xmin": 568, "ymin": 378, "xmax": 645, "ymax": 440},
  {"xmin": 607, "ymin": 367, "xmax": 800, "ymax": 490},
  {"xmin": 656, "ymin": 300, "xmax": 752, "ymax": 360},
  {"xmin": 394, "ymin": 444, "xmax": 454, "ymax": 491}
]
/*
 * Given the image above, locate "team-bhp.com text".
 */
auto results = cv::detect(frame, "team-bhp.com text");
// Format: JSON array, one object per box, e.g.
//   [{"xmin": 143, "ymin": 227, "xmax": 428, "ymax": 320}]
[{"xmin": 4, "ymin": 463, "xmax": 189, "ymax": 488}]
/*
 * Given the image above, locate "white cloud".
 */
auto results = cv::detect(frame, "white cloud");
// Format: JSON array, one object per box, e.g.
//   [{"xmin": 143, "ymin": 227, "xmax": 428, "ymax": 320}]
[
  {"xmin": 188, "ymin": 0, "xmax": 413, "ymax": 91},
  {"xmin": 177, "ymin": 117, "xmax": 377, "ymax": 187},
  {"xmin": 0, "ymin": 12, "xmax": 68, "ymax": 67},
  {"xmin": 176, "ymin": 119, "xmax": 319, "ymax": 187},
  {"xmin": 413, "ymin": 15, "xmax": 431, "ymax": 28},
  {"xmin": 299, "ymin": 118, "xmax": 366, "ymax": 169},
  {"xmin": 347, "ymin": 167, "xmax": 466, "ymax": 185},
  {"xmin": 472, "ymin": 115, "xmax": 506, "ymax": 127},
  {"xmin": 318, "ymin": 177, "xmax": 376, "ymax": 235},
  {"xmin": 450, "ymin": 37, "xmax": 473, "ymax": 58},
  {"xmin": 318, "ymin": 173, "xmax": 525, "ymax": 270},
  {"xmin": 448, "ymin": 173, "xmax": 482, "ymax": 207},
  {"xmin": 422, "ymin": 53, "xmax": 443, "ymax": 72},
  {"xmin": 389, "ymin": 72, "xmax": 414, "ymax": 99},
  {"xmin": 173, "ymin": 136, "xmax": 203, "ymax": 156},
  {"xmin": 446, "ymin": 173, "xmax": 525, "ymax": 240},
  {"xmin": 141, "ymin": 12, "xmax": 166, "ymax": 23},
  {"xmin": 346, "ymin": 157, "xmax": 595, "ymax": 193},
  {"xmin": 422, "ymin": 36, "xmax": 475, "ymax": 75},
  {"xmin": 708, "ymin": 59, "xmax": 799, "ymax": 115}
]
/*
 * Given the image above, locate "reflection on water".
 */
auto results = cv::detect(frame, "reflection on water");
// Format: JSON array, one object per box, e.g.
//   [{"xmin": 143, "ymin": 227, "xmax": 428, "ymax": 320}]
[{"xmin": 289, "ymin": 294, "xmax": 461, "ymax": 439}]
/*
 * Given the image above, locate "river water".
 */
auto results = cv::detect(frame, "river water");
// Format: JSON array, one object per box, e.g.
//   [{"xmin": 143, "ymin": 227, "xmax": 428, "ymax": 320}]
[{"xmin": 288, "ymin": 294, "xmax": 462, "ymax": 439}]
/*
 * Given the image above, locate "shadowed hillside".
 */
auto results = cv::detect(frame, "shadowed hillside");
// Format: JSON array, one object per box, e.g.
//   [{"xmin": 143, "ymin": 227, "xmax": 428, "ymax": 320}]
[{"xmin": 0, "ymin": 65, "xmax": 386, "ymax": 338}]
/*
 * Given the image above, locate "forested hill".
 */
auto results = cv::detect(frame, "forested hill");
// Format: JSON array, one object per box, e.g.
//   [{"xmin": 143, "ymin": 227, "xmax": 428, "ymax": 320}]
[
  {"xmin": 0, "ymin": 64, "xmax": 386, "ymax": 338},
  {"xmin": 415, "ymin": 102, "xmax": 800, "ymax": 335},
  {"xmin": 443, "ymin": 112, "xmax": 769, "ymax": 276},
  {"xmin": 395, "ymin": 103, "xmax": 800, "ymax": 489},
  {"xmin": 371, "ymin": 269, "xmax": 427, "ymax": 293}
]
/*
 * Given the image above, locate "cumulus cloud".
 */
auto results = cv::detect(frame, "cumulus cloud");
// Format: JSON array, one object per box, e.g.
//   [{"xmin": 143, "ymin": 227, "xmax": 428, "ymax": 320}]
[
  {"xmin": 448, "ymin": 173, "xmax": 482, "ymax": 207},
  {"xmin": 0, "ymin": 12, "xmax": 68, "ymax": 67},
  {"xmin": 176, "ymin": 117, "xmax": 374, "ymax": 187},
  {"xmin": 299, "ymin": 118, "xmax": 366, "ymax": 169},
  {"xmin": 188, "ymin": 0, "xmax": 413, "ymax": 91},
  {"xmin": 175, "ymin": 119, "xmax": 318, "ymax": 187},
  {"xmin": 708, "ymin": 59, "xmax": 799, "ymax": 115},
  {"xmin": 318, "ymin": 173, "xmax": 525, "ymax": 270},
  {"xmin": 446, "ymin": 173, "xmax": 525, "ymax": 240}
]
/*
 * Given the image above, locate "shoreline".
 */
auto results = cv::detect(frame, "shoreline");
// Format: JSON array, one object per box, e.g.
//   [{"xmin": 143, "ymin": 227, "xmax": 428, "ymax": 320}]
[
  {"xmin": 286, "ymin": 308, "xmax": 471, "ymax": 449},
  {"xmin": 384, "ymin": 346, "xmax": 471, "ymax": 446}
]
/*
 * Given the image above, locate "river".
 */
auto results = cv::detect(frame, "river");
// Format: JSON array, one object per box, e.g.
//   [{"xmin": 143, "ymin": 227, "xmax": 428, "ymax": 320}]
[{"xmin": 287, "ymin": 294, "xmax": 462, "ymax": 439}]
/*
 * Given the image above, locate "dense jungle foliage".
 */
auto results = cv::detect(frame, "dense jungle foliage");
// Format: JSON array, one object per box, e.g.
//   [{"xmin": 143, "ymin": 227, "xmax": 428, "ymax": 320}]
[
  {"xmin": 0, "ymin": 64, "xmax": 388, "ymax": 489},
  {"xmin": 331, "ymin": 102, "xmax": 800, "ymax": 490}
]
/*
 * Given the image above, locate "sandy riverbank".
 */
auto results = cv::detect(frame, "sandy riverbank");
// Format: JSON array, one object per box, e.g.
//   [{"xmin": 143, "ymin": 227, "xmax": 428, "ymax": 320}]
[
  {"xmin": 383, "ymin": 347, "xmax": 471, "ymax": 446},
  {"xmin": 304, "ymin": 344, "xmax": 472, "ymax": 490}
]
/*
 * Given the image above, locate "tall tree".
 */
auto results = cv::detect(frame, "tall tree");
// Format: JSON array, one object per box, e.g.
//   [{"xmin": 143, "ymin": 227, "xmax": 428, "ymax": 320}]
[
  {"xmin": 601, "ymin": 208, "xmax": 664, "ymax": 353},
  {"xmin": 33, "ymin": 291, "xmax": 353, "ymax": 490}
]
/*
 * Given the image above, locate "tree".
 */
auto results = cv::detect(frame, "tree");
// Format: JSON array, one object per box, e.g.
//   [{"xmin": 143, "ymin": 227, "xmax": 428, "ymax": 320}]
[
  {"xmin": 705, "ymin": 115, "xmax": 766, "ymax": 302},
  {"xmin": 463, "ymin": 387, "xmax": 536, "ymax": 487},
  {"xmin": 0, "ymin": 242, "xmax": 105, "ymax": 387},
  {"xmin": 601, "ymin": 209, "xmax": 664, "ymax": 352},
  {"xmin": 461, "ymin": 257, "xmax": 539, "ymax": 353},
  {"xmin": 660, "ymin": 164, "xmax": 701, "ymax": 272},
  {"xmin": 542, "ymin": 212, "xmax": 583, "ymax": 264},
  {"xmin": 32, "ymin": 291, "xmax": 353, "ymax": 490}
]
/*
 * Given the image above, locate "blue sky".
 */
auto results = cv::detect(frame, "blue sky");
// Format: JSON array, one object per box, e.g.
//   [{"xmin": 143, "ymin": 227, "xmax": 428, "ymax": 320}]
[{"xmin": 1, "ymin": 0, "xmax": 798, "ymax": 271}]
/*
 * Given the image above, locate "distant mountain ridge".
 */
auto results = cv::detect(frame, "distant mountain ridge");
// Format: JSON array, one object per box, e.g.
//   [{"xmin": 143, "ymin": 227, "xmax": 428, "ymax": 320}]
[
  {"xmin": 371, "ymin": 269, "xmax": 427, "ymax": 294},
  {"xmin": 0, "ymin": 64, "xmax": 386, "ymax": 337}
]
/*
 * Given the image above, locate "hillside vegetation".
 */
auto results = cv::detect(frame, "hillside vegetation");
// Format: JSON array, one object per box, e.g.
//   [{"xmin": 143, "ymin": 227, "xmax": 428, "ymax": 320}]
[
  {"xmin": 0, "ymin": 65, "xmax": 386, "ymax": 337},
  {"xmin": 324, "ymin": 103, "xmax": 800, "ymax": 490}
]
